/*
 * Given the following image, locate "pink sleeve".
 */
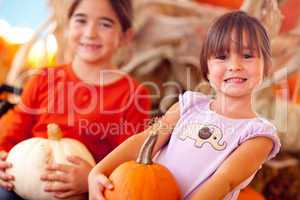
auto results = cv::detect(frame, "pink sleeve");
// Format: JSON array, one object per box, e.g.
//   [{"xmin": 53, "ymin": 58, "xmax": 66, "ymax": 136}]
[
  {"xmin": 179, "ymin": 91, "xmax": 209, "ymax": 116},
  {"xmin": 239, "ymin": 119, "xmax": 281, "ymax": 160}
]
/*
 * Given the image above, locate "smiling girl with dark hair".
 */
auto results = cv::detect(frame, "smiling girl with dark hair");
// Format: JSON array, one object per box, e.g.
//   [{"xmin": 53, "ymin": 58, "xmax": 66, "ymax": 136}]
[
  {"xmin": 0, "ymin": 0, "xmax": 151, "ymax": 199},
  {"xmin": 89, "ymin": 11, "xmax": 280, "ymax": 200}
]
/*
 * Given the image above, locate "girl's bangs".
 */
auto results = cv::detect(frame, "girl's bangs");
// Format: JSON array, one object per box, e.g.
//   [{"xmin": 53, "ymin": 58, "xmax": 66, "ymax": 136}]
[{"xmin": 207, "ymin": 17, "xmax": 261, "ymax": 57}]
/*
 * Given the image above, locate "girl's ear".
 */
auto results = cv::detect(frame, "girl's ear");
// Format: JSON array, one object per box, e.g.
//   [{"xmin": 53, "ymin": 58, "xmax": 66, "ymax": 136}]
[
  {"xmin": 206, "ymin": 68, "xmax": 211, "ymax": 81},
  {"xmin": 120, "ymin": 28, "xmax": 134, "ymax": 46},
  {"xmin": 207, "ymin": 74, "xmax": 210, "ymax": 82},
  {"xmin": 265, "ymin": 62, "xmax": 273, "ymax": 77},
  {"xmin": 206, "ymin": 60, "xmax": 212, "ymax": 82}
]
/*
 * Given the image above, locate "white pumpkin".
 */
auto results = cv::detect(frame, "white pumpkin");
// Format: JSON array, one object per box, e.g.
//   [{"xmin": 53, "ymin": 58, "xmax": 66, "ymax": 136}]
[{"xmin": 6, "ymin": 123, "xmax": 96, "ymax": 200}]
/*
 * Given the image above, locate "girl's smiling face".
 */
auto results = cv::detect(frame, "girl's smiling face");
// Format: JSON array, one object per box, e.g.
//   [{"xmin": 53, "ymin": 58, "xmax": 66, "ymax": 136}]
[
  {"xmin": 67, "ymin": 0, "xmax": 127, "ymax": 66},
  {"xmin": 207, "ymin": 31, "xmax": 264, "ymax": 98}
]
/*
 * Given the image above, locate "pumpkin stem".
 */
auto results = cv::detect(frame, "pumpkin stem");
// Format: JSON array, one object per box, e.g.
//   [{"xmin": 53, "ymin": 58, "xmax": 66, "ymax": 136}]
[
  {"xmin": 136, "ymin": 119, "xmax": 161, "ymax": 164},
  {"xmin": 47, "ymin": 123, "xmax": 63, "ymax": 140}
]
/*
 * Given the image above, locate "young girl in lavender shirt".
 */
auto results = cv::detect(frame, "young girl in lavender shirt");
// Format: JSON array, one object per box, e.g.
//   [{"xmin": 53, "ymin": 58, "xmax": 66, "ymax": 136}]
[{"xmin": 88, "ymin": 11, "xmax": 281, "ymax": 200}]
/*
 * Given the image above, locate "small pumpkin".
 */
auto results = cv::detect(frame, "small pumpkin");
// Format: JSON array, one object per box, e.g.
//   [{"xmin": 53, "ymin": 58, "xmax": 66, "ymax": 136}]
[
  {"xmin": 273, "ymin": 72, "xmax": 300, "ymax": 103},
  {"xmin": 6, "ymin": 123, "xmax": 96, "ymax": 200},
  {"xmin": 195, "ymin": 0, "xmax": 243, "ymax": 9},
  {"xmin": 237, "ymin": 187, "xmax": 265, "ymax": 200},
  {"xmin": 280, "ymin": 0, "xmax": 300, "ymax": 32},
  {"xmin": 104, "ymin": 124, "xmax": 181, "ymax": 200}
]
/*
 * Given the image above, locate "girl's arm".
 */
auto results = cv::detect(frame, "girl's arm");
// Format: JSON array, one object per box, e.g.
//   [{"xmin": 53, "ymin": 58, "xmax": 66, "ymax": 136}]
[
  {"xmin": 90, "ymin": 102, "xmax": 180, "ymax": 176},
  {"xmin": 190, "ymin": 136, "xmax": 273, "ymax": 200},
  {"xmin": 0, "ymin": 72, "xmax": 42, "ymax": 152}
]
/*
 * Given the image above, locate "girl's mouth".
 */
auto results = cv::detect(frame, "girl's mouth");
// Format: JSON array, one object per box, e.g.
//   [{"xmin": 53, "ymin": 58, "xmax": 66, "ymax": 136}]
[
  {"xmin": 224, "ymin": 77, "xmax": 247, "ymax": 83},
  {"xmin": 80, "ymin": 43, "xmax": 102, "ymax": 51}
]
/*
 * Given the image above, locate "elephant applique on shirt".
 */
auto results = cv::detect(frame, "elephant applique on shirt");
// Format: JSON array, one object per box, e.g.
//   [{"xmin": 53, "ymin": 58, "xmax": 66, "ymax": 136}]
[{"xmin": 177, "ymin": 123, "xmax": 227, "ymax": 151}]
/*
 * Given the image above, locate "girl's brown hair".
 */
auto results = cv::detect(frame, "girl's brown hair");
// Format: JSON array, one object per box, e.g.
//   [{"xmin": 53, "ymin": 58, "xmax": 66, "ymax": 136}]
[
  {"xmin": 68, "ymin": 0, "xmax": 133, "ymax": 32},
  {"xmin": 200, "ymin": 11, "xmax": 271, "ymax": 81}
]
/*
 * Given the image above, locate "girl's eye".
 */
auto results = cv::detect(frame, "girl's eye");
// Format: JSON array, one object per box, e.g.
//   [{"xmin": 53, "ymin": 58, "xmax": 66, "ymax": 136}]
[
  {"xmin": 99, "ymin": 22, "xmax": 113, "ymax": 28},
  {"xmin": 215, "ymin": 54, "xmax": 227, "ymax": 60},
  {"xmin": 75, "ymin": 18, "xmax": 86, "ymax": 24},
  {"xmin": 243, "ymin": 53, "xmax": 253, "ymax": 59}
]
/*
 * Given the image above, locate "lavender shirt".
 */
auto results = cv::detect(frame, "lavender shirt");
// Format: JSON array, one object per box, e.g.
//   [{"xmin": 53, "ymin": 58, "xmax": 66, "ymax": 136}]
[{"xmin": 155, "ymin": 91, "xmax": 281, "ymax": 200}]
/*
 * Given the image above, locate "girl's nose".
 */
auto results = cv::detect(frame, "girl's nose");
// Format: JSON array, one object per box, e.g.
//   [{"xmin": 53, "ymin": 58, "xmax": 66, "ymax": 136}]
[
  {"xmin": 84, "ymin": 23, "xmax": 97, "ymax": 39},
  {"xmin": 228, "ymin": 56, "xmax": 243, "ymax": 71},
  {"xmin": 228, "ymin": 64, "xmax": 242, "ymax": 71}
]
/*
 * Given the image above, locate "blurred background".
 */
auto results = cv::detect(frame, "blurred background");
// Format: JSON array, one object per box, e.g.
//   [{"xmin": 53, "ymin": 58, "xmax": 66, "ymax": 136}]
[
  {"xmin": 1, "ymin": 0, "xmax": 300, "ymax": 199},
  {"xmin": 0, "ymin": 0, "xmax": 56, "ymax": 79}
]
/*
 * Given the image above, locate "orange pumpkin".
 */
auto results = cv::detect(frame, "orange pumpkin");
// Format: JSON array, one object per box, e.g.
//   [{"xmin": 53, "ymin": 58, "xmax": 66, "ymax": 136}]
[
  {"xmin": 0, "ymin": 37, "xmax": 5, "ymax": 54},
  {"xmin": 273, "ymin": 72, "xmax": 300, "ymax": 104},
  {"xmin": 237, "ymin": 187, "xmax": 265, "ymax": 200},
  {"xmin": 280, "ymin": 0, "xmax": 300, "ymax": 32},
  {"xmin": 195, "ymin": 0, "xmax": 300, "ymax": 32},
  {"xmin": 104, "ymin": 127, "xmax": 181, "ymax": 200},
  {"xmin": 195, "ymin": 0, "xmax": 243, "ymax": 9}
]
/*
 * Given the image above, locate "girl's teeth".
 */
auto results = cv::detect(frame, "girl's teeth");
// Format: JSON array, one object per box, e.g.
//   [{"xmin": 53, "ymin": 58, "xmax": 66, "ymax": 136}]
[
  {"xmin": 82, "ymin": 44, "xmax": 100, "ymax": 50},
  {"xmin": 226, "ymin": 78, "xmax": 245, "ymax": 83}
]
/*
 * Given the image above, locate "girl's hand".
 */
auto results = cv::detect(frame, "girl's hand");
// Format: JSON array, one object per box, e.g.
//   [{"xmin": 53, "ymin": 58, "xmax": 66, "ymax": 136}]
[
  {"xmin": 0, "ymin": 152, "xmax": 14, "ymax": 191},
  {"xmin": 88, "ymin": 170, "xmax": 113, "ymax": 200},
  {"xmin": 40, "ymin": 155, "xmax": 93, "ymax": 199}
]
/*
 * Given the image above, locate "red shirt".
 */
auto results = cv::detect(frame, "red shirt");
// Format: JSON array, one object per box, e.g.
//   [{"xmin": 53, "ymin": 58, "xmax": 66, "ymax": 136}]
[{"xmin": 0, "ymin": 65, "xmax": 151, "ymax": 162}]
